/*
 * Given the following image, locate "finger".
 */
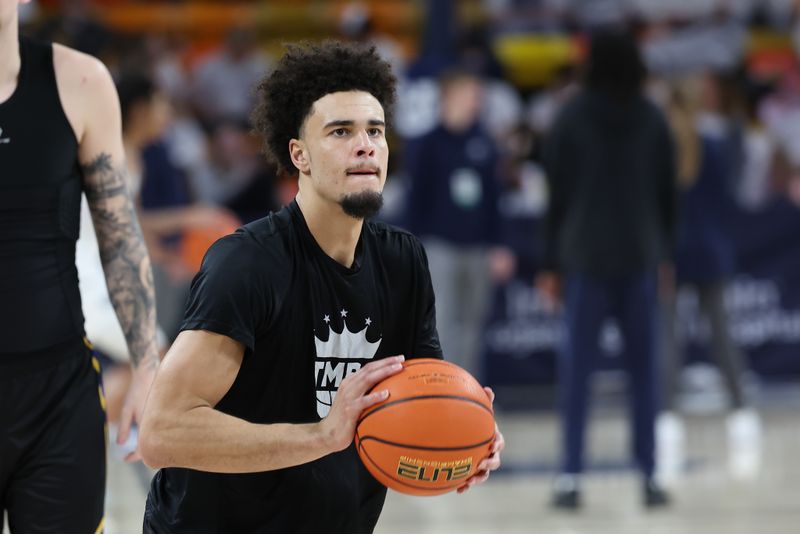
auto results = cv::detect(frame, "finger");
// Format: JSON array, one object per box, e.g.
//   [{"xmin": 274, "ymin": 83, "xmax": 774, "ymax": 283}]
[
  {"xmin": 348, "ymin": 356, "xmax": 404, "ymax": 387},
  {"xmin": 361, "ymin": 355, "xmax": 405, "ymax": 372},
  {"xmin": 353, "ymin": 359, "xmax": 404, "ymax": 394},
  {"xmin": 124, "ymin": 449, "xmax": 142, "ymax": 463},
  {"xmin": 467, "ymin": 471, "xmax": 490, "ymax": 486},
  {"xmin": 117, "ymin": 401, "xmax": 134, "ymax": 445},
  {"xmin": 457, "ymin": 484, "xmax": 470, "ymax": 494},
  {"xmin": 493, "ymin": 430, "xmax": 506, "ymax": 453},
  {"xmin": 472, "ymin": 473, "xmax": 490, "ymax": 486},
  {"xmin": 483, "ymin": 387, "xmax": 495, "ymax": 403},
  {"xmin": 478, "ymin": 455, "xmax": 501, "ymax": 472},
  {"xmin": 357, "ymin": 389, "xmax": 390, "ymax": 411}
]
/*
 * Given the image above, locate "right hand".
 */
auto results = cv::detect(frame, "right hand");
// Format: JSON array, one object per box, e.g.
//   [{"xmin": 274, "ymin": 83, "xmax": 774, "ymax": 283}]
[{"xmin": 320, "ymin": 355, "xmax": 405, "ymax": 453}]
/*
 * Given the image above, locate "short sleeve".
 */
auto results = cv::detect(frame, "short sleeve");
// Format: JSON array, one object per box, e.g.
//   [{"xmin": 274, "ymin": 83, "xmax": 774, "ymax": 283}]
[
  {"xmin": 180, "ymin": 233, "xmax": 271, "ymax": 351},
  {"xmin": 411, "ymin": 237, "xmax": 443, "ymax": 360}
]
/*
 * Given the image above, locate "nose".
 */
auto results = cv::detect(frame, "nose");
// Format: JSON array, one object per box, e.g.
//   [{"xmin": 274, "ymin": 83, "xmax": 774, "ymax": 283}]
[{"xmin": 354, "ymin": 130, "xmax": 376, "ymax": 158}]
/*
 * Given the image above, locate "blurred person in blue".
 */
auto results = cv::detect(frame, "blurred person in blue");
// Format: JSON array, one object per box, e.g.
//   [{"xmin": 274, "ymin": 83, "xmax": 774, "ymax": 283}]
[
  {"xmin": 118, "ymin": 72, "xmax": 240, "ymax": 341},
  {"xmin": 658, "ymin": 71, "xmax": 761, "ymax": 482},
  {"xmin": 538, "ymin": 28, "xmax": 677, "ymax": 509},
  {"xmin": 0, "ymin": 1, "xmax": 159, "ymax": 531},
  {"xmin": 403, "ymin": 68, "xmax": 515, "ymax": 378}
]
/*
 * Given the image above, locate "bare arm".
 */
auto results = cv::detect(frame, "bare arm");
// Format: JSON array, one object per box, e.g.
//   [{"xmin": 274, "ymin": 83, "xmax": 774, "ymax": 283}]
[
  {"xmin": 55, "ymin": 45, "xmax": 159, "ymax": 454},
  {"xmin": 81, "ymin": 152, "xmax": 160, "ymax": 371},
  {"xmin": 140, "ymin": 329, "xmax": 403, "ymax": 472},
  {"xmin": 55, "ymin": 45, "xmax": 160, "ymax": 371}
]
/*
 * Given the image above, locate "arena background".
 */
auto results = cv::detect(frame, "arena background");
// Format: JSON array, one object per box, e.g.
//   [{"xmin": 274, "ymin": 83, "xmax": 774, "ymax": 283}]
[{"xmin": 5, "ymin": 1, "xmax": 800, "ymax": 532}]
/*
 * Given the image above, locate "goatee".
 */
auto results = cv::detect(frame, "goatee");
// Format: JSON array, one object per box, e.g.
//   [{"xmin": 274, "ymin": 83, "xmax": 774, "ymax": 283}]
[{"xmin": 340, "ymin": 190, "xmax": 384, "ymax": 219}]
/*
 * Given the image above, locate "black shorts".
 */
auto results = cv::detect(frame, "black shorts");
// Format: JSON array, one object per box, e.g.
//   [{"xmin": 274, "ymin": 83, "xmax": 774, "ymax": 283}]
[{"xmin": 0, "ymin": 337, "xmax": 106, "ymax": 534}]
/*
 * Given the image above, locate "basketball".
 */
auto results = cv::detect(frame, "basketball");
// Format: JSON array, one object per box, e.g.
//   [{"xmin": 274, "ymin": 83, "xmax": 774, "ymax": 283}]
[{"xmin": 355, "ymin": 358, "xmax": 495, "ymax": 496}]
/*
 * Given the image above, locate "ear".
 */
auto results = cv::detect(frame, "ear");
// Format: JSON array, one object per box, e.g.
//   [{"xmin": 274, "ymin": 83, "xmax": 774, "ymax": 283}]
[{"xmin": 289, "ymin": 138, "xmax": 310, "ymax": 174}]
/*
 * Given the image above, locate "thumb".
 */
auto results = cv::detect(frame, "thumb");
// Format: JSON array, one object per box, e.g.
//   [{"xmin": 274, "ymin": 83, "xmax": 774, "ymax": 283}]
[{"xmin": 117, "ymin": 398, "xmax": 134, "ymax": 446}]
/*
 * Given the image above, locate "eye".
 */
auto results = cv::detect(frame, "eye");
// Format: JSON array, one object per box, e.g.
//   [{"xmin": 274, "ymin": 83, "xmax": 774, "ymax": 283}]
[
  {"xmin": 367, "ymin": 128, "xmax": 383, "ymax": 137},
  {"xmin": 332, "ymin": 128, "xmax": 348, "ymax": 137}
]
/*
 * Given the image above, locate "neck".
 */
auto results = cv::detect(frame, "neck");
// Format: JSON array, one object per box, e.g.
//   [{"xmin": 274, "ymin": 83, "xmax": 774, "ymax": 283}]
[
  {"xmin": 0, "ymin": 22, "xmax": 21, "ymax": 102},
  {"xmin": 296, "ymin": 188, "xmax": 363, "ymax": 268}
]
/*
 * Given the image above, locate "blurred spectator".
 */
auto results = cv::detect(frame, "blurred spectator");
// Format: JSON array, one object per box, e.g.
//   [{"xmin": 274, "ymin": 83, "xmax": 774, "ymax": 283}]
[
  {"xmin": 459, "ymin": 24, "xmax": 525, "ymax": 143},
  {"xmin": 738, "ymin": 76, "xmax": 781, "ymax": 209},
  {"xmin": 338, "ymin": 1, "xmax": 406, "ymax": 77},
  {"xmin": 658, "ymin": 70, "xmax": 761, "ymax": 482},
  {"xmin": 37, "ymin": 0, "xmax": 112, "ymax": 59},
  {"xmin": 760, "ymin": 68, "xmax": 800, "ymax": 204},
  {"xmin": 191, "ymin": 119, "xmax": 279, "ymax": 223},
  {"xmin": 527, "ymin": 63, "xmax": 579, "ymax": 135},
  {"xmin": 190, "ymin": 27, "xmax": 272, "ymax": 128},
  {"xmin": 403, "ymin": 68, "xmax": 515, "ymax": 378},
  {"xmin": 191, "ymin": 121, "xmax": 261, "ymax": 204},
  {"xmin": 641, "ymin": 7, "xmax": 747, "ymax": 75},
  {"xmin": 538, "ymin": 29, "xmax": 676, "ymax": 509},
  {"xmin": 117, "ymin": 72, "xmax": 239, "ymax": 340}
]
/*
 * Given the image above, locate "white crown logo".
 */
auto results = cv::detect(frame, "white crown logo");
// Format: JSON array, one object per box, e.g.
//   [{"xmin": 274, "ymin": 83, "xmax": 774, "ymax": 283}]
[
  {"xmin": 315, "ymin": 324, "xmax": 380, "ymax": 360},
  {"xmin": 314, "ymin": 320, "xmax": 382, "ymax": 417}
]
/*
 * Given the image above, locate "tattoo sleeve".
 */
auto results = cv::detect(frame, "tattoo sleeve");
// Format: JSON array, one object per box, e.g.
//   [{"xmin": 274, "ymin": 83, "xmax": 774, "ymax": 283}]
[{"xmin": 81, "ymin": 153, "xmax": 159, "ymax": 370}]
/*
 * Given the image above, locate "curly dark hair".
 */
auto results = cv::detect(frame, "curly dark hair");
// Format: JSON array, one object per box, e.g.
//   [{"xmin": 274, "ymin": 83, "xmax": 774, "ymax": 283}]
[{"xmin": 252, "ymin": 40, "xmax": 397, "ymax": 174}]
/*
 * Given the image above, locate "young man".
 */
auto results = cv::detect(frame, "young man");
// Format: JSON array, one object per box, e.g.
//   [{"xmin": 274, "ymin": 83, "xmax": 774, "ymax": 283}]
[
  {"xmin": 0, "ymin": 1, "xmax": 159, "ymax": 532},
  {"xmin": 139, "ymin": 41, "xmax": 504, "ymax": 533}
]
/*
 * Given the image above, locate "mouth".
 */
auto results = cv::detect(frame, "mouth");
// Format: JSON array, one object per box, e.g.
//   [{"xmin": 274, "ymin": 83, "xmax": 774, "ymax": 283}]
[{"xmin": 346, "ymin": 167, "xmax": 380, "ymax": 178}]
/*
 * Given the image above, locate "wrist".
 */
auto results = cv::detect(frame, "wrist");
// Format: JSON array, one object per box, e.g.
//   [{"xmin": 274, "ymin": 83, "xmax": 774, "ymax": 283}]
[
  {"xmin": 315, "ymin": 418, "xmax": 344, "ymax": 455},
  {"xmin": 133, "ymin": 352, "xmax": 159, "ymax": 373}
]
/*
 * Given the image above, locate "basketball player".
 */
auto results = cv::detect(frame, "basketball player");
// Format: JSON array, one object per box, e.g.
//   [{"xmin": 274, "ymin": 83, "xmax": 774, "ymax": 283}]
[
  {"xmin": 0, "ymin": 1, "xmax": 160, "ymax": 532},
  {"xmin": 139, "ymin": 41, "xmax": 504, "ymax": 532}
]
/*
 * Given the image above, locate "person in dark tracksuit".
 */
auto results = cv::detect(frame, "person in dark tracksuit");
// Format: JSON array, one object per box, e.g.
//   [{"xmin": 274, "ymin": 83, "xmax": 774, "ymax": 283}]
[
  {"xmin": 537, "ymin": 29, "xmax": 677, "ymax": 509},
  {"xmin": 0, "ymin": 2, "xmax": 159, "ymax": 532}
]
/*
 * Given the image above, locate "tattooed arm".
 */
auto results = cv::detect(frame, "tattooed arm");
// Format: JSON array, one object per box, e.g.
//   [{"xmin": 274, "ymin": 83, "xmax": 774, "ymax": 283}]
[
  {"xmin": 55, "ymin": 44, "xmax": 159, "ymax": 460},
  {"xmin": 81, "ymin": 153, "xmax": 160, "ymax": 373}
]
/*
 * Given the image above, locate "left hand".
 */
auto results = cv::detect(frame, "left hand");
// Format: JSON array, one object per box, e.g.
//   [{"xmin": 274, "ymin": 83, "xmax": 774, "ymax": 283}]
[
  {"xmin": 457, "ymin": 387, "xmax": 505, "ymax": 494},
  {"xmin": 118, "ymin": 360, "xmax": 158, "ymax": 462}
]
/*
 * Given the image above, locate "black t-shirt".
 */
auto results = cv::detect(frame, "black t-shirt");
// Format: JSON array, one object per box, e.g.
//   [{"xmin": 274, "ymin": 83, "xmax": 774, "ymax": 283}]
[{"xmin": 145, "ymin": 201, "xmax": 442, "ymax": 533}]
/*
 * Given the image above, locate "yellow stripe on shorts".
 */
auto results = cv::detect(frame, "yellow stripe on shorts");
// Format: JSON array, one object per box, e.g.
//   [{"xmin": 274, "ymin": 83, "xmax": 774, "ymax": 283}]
[{"xmin": 94, "ymin": 516, "xmax": 105, "ymax": 534}]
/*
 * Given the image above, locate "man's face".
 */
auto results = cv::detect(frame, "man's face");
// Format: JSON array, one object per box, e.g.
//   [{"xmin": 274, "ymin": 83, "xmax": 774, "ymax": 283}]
[
  {"xmin": 294, "ymin": 90, "xmax": 388, "ymax": 218},
  {"xmin": 441, "ymin": 77, "xmax": 483, "ymax": 131}
]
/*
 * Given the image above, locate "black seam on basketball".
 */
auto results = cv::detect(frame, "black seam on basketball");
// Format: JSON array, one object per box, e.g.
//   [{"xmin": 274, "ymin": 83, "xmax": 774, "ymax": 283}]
[
  {"xmin": 357, "ymin": 435, "xmax": 495, "ymax": 451},
  {"xmin": 357, "ymin": 440, "xmax": 466, "ymax": 493},
  {"xmin": 357, "ymin": 395, "xmax": 493, "ymax": 426}
]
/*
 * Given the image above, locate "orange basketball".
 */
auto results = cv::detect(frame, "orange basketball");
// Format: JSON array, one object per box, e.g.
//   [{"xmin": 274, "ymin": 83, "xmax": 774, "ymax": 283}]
[{"xmin": 355, "ymin": 358, "xmax": 495, "ymax": 496}]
